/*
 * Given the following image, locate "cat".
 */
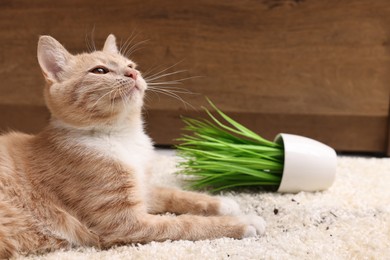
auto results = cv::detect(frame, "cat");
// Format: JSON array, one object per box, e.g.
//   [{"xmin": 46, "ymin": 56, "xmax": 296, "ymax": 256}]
[{"xmin": 0, "ymin": 34, "xmax": 266, "ymax": 258}]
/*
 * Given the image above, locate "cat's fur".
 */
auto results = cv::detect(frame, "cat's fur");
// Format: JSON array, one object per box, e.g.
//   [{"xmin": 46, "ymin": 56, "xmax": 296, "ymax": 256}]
[{"xmin": 0, "ymin": 35, "xmax": 265, "ymax": 258}]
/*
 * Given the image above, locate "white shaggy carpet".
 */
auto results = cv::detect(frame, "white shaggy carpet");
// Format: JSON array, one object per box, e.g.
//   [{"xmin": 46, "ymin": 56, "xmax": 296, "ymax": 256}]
[{"xmin": 20, "ymin": 151, "xmax": 390, "ymax": 260}]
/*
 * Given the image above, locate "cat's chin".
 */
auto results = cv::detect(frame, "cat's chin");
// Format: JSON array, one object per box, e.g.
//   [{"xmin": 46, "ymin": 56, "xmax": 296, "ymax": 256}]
[{"xmin": 111, "ymin": 86, "xmax": 139, "ymax": 102}]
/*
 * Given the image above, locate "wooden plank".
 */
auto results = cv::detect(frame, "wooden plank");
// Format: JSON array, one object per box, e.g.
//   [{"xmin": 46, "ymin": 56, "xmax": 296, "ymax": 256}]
[
  {"xmin": 0, "ymin": 0, "xmax": 389, "ymax": 153},
  {"xmin": 387, "ymin": 95, "xmax": 390, "ymax": 156},
  {"xmin": 0, "ymin": 0, "xmax": 389, "ymax": 114},
  {"xmin": 0, "ymin": 105, "xmax": 49, "ymax": 134},
  {"xmin": 1, "ymin": 105, "xmax": 387, "ymax": 153},
  {"xmin": 144, "ymin": 109, "xmax": 389, "ymax": 153}
]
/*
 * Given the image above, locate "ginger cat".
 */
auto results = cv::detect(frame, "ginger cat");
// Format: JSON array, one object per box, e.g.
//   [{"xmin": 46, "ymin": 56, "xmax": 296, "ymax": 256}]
[{"xmin": 0, "ymin": 34, "xmax": 265, "ymax": 258}]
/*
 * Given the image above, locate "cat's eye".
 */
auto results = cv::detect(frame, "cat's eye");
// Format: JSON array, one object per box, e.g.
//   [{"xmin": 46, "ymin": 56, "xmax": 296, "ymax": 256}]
[
  {"xmin": 128, "ymin": 64, "xmax": 135, "ymax": 69},
  {"xmin": 90, "ymin": 67, "xmax": 109, "ymax": 74}
]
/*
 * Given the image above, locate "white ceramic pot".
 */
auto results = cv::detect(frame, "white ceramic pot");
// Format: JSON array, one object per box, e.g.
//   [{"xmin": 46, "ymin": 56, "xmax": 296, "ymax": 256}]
[{"xmin": 274, "ymin": 133, "xmax": 337, "ymax": 193}]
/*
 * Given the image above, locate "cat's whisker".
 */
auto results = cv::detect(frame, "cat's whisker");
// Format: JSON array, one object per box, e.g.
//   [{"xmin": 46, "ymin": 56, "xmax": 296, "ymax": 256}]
[
  {"xmin": 90, "ymin": 26, "xmax": 97, "ymax": 51},
  {"xmin": 89, "ymin": 88, "xmax": 117, "ymax": 111},
  {"xmin": 148, "ymin": 84, "xmax": 199, "ymax": 94},
  {"xmin": 143, "ymin": 62, "xmax": 200, "ymax": 109},
  {"xmin": 85, "ymin": 27, "xmax": 97, "ymax": 52},
  {"xmin": 126, "ymin": 46, "xmax": 147, "ymax": 58},
  {"xmin": 86, "ymin": 89, "xmax": 118, "ymax": 124},
  {"xmin": 125, "ymin": 39, "xmax": 150, "ymax": 58},
  {"xmin": 148, "ymin": 86, "xmax": 196, "ymax": 95},
  {"xmin": 153, "ymin": 91, "xmax": 193, "ymax": 110},
  {"xmin": 121, "ymin": 87, "xmax": 131, "ymax": 111},
  {"xmin": 142, "ymin": 64, "xmax": 164, "ymax": 78},
  {"xmin": 147, "ymin": 88, "xmax": 194, "ymax": 109},
  {"xmin": 118, "ymin": 89, "xmax": 125, "ymax": 110},
  {"xmin": 85, "ymin": 34, "xmax": 93, "ymax": 53},
  {"xmin": 144, "ymin": 70, "xmax": 188, "ymax": 82},
  {"xmin": 77, "ymin": 85, "xmax": 115, "ymax": 96},
  {"xmin": 147, "ymin": 78, "xmax": 199, "ymax": 87},
  {"xmin": 148, "ymin": 85, "xmax": 188, "ymax": 91},
  {"xmin": 92, "ymin": 83, "xmax": 133, "ymax": 113},
  {"xmin": 146, "ymin": 75, "xmax": 202, "ymax": 85},
  {"xmin": 119, "ymin": 34, "xmax": 133, "ymax": 54},
  {"xmin": 144, "ymin": 88, "xmax": 161, "ymax": 103},
  {"xmin": 143, "ymin": 92, "xmax": 153, "ymax": 105},
  {"xmin": 119, "ymin": 32, "xmax": 138, "ymax": 56},
  {"xmin": 76, "ymin": 80, "xmax": 128, "ymax": 96},
  {"xmin": 143, "ymin": 61, "xmax": 184, "ymax": 80},
  {"xmin": 147, "ymin": 81, "xmax": 183, "ymax": 86}
]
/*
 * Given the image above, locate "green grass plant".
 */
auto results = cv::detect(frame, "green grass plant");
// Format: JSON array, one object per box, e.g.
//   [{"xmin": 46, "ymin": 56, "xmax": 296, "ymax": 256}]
[{"xmin": 176, "ymin": 99, "xmax": 285, "ymax": 192}]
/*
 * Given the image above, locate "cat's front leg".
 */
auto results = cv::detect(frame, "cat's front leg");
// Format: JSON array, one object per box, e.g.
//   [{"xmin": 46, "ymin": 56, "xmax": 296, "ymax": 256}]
[
  {"xmin": 101, "ymin": 212, "xmax": 266, "ymax": 247},
  {"xmin": 147, "ymin": 186, "xmax": 241, "ymax": 216}
]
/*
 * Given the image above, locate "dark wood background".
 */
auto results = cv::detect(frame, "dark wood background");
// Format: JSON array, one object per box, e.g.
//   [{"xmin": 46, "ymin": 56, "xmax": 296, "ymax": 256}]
[{"xmin": 0, "ymin": 0, "xmax": 389, "ymax": 154}]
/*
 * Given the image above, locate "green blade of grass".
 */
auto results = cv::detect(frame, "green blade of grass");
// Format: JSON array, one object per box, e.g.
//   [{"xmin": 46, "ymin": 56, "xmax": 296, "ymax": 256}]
[
  {"xmin": 176, "ymin": 98, "xmax": 284, "ymax": 192},
  {"xmin": 206, "ymin": 97, "xmax": 279, "ymax": 147}
]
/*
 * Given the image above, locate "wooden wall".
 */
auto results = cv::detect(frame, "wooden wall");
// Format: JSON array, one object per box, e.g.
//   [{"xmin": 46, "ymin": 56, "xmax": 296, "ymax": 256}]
[{"xmin": 0, "ymin": 0, "xmax": 389, "ymax": 154}]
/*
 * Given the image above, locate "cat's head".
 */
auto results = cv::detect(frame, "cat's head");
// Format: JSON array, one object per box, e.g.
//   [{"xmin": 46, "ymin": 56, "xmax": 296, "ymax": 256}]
[{"xmin": 37, "ymin": 34, "xmax": 147, "ymax": 128}]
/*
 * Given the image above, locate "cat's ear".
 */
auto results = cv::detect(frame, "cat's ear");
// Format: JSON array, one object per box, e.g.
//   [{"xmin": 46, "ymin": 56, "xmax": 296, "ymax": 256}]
[
  {"xmin": 37, "ymin": 36, "xmax": 72, "ymax": 82},
  {"xmin": 103, "ymin": 34, "xmax": 118, "ymax": 54}
]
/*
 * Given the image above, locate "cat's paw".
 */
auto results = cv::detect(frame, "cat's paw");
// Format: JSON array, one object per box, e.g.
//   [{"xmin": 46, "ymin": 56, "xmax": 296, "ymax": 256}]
[
  {"xmin": 240, "ymin": 215, "xmax": 266, "ymax": 237},
  {"xmin": 218, "ymin": 197, "xmax": 241, "ymax": 216}
]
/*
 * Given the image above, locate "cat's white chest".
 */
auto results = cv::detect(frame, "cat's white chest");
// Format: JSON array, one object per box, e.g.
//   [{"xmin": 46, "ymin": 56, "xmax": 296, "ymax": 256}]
[
  {"xmin": 75, "ymin": 129, "xmax": 154, "ymax": 175},
  {"xmin": 103, "ymin": 135, "xmax": 154, "ymax": 173},
  {"xmin": 68, "ymin": 129, "xmax": 154, "ymax": 203},
  {"xmin": 60, "ymin": 121, "xmax": 155, "ymax": 178}
]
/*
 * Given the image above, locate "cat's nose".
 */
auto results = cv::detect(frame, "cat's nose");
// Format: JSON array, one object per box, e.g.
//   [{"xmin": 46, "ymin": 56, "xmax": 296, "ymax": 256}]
[{"xmin": 124, "ymin": 68, "xmax": 137, "ymax": 80}]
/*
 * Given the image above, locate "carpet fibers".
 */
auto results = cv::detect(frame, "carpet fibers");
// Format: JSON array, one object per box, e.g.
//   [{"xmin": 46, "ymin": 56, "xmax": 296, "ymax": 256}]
[{"xmin": 20, "ymin": 154, "xmax": 390, "ymax": 260}]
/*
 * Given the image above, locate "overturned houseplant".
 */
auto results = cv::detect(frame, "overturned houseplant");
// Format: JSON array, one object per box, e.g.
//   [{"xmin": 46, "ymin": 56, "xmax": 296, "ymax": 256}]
[{"xmin": 177, "ymin": 99, "xmax": 337, "ymax": 193}]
